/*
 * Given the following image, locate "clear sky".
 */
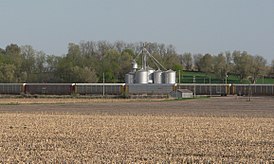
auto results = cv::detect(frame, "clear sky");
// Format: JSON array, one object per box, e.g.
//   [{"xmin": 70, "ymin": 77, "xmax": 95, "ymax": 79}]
[{"xmin": 1, "ymin": 0, "xmax": 273, "ymax": 63}]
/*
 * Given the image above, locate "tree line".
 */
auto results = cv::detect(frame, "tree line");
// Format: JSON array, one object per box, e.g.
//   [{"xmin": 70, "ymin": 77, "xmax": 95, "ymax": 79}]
[{"xmin": 0, "ymin": 41, "xmax": 273, "ymax": 83}]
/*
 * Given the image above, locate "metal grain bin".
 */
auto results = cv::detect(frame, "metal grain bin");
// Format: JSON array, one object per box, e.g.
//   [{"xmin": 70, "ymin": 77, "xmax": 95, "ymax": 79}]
[
  {"xmin": 132, "ymin": 60, "xmax": 138, "ymax": 72},
  {"xmin": 147, "ymin": 68, "xmax": 155, "ymax": 84},
  {"xmin": 163, "ymin": 70, "xmax": 176, "ymax": 84},
  {"xmin": 153, "ymin": 70, "xmax": 162, "ymax": 84},
  {"xmin": 125, "ymin": 73, "xmax": 134, "ymax": 84},
  {"xmin": 135, "ymin": 69, "xmax": 148, "ymax": 84}
]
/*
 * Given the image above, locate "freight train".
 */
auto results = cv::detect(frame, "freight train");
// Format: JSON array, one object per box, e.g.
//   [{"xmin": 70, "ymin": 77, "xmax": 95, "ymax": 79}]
[{"xmin": 0, "ymin": 83, "xmax": 273, "ymax": 97}]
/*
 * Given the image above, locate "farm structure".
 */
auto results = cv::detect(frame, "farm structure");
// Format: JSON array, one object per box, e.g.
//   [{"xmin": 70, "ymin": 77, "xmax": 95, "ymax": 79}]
[
  {"xmin": 0, "ymin": 83, "xmax": 274, "ymax": 97},
  {"xmin": 125, "ymin": 44, "xmax": 176, "ymax": 85},
  {"xmin": 170, "ymin": 89, "xmax": 193, "ymax": 98}
]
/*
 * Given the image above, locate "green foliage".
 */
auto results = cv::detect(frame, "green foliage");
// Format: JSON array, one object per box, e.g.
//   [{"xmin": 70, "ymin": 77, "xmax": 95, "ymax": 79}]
[
  {"xmin": 200, "ymin": 54, "xmax": 214, "ymax": 75},
  {"xmin": 181, "ymin": 71, "xmax": 274, "ymax": 84},
  {"xmin": 0, "ymin": 64, "xmax": 16, "ymax": 82},
  {"xmin": 71, "ymin": 66, "xmax": 98, "ymax": 82},
  {"xmin": 0, "ymin": 41, "xmax": 273, "ymax": 84},
  {"xmin": 172, "ymin": 64, "xmax": 183, "ymax": 72}
]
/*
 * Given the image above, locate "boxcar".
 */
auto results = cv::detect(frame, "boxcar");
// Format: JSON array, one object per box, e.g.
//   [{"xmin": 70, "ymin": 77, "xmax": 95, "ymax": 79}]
[
  {"xmin": 75, "ymin": 83, "xmax": 125, "ymax": 95},
  {"xmin": 177, "ymin": 84, "xmax": 229, "ymax": 96},
  {"xmin": 24, "ymin": 83, "xmax": 74, "ymax": 95},
  {"xmin": 0, "ymin": 83, "xmax": 23, "ymax": 95},
  {"xmin": 232, "ymin": 84, "xmax": 274, "ymax": 96}
]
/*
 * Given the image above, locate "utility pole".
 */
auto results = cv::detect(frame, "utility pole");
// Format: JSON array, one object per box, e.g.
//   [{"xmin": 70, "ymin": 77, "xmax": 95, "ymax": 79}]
[
  {"xmin": 209, "ymin": 76, "xmax": 212, "ymax": 97},
  {"xmin": 103, "ymin": 72, "xmax": 105, "ymax": 97},
  {"xmin": 193, "ymin": 76, "xmax": 196, "ymax": 98},
  {"xmin": 178, "ymin": 70, "xmax": 181, "ymax": 89},
  {"xmin": 225, "ymin": 74, "xmax": 228, "ymax": 95}
]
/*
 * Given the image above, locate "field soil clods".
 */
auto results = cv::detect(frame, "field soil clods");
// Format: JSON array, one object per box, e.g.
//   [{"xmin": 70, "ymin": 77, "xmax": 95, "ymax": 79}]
[{"xmin": 0, "ymin": 96, "xmax": 273, "ymax": 163}]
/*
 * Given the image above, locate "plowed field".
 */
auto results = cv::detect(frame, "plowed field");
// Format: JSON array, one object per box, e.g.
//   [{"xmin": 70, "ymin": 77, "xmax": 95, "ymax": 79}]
[{"xmin": 0, "ymin": 96, "xmax": 273, "ymax": 163}]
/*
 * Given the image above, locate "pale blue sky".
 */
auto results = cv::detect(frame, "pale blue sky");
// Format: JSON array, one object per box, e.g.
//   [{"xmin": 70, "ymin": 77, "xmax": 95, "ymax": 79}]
[{"xmin": 1, "ymin": 0, "xmax": 273, "ymax": 62}]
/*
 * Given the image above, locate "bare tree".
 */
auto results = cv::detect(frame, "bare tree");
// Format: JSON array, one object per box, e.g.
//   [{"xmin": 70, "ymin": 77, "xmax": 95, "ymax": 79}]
[
  {"xmin": 212, "ymin": 52, "xmax": 233, "ymax": 81},
  {"xmin": 249, "ymin": 55, "xmax": 267, "ymax": 83},
  {"xmin": 214, "ymin": 53, "xmax": 226, "ymax": 80},
  {"xmin": 181, "ymin": 53, "xmax": 193, "ymax": 71},
  {"xmin": 232, "ymin": 51, "xmax": 253, "ymax": 81},
  {"xmin": 193, "ymin": 54, "xmax": 203, "ymax": 71},
  {"xmin": 271, "ymin": 60, "xmax": 274, "ymax": 75}
]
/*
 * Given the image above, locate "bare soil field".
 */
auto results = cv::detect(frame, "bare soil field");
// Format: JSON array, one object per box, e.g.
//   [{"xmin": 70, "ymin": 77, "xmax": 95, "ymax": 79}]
[{"xmin": 0, "ymin": 96, "xmax": 273, "ymax": 163}]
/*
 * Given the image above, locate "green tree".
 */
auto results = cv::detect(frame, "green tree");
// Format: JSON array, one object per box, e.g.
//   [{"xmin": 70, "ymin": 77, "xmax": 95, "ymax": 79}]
[
  {"xmin": 20, "ymin": 45, "xmax": 36, "ymax": 81},
  {"xmin": 100, "ymin": 49, "xmax": 120, "ymax": 82},
  {"xmin": 249, "ymin": 55, "xmax": 267, "ymax": 83},
  {"xmin": 0, "ymin": 48, "xmax": 5, "ymax": 63},
  {"xmin": 20, "ymin": 46, "xmax": 47, "ymax": 82},
  {"xmin": 46, "ymin": 55, "xmax": 60, "ymax": 72},
  {"xmin": 35, "ymin": 51, "xmax": 46, "ymax": 73},
  {"xmin": 5, "ymin": 44, "xmax": 22, "ymax": 66},
  {"xmin": 214, "ymin": 53, "xmax": 226, "ymax": 80},
  {"xmin": 119, "ymin": 49, "xmax": 134, "ymax": 80},
  {"xmin": 55, "ymin": 55, "xmax": 73, "ymax": 82},
  {"xmin": 200, "ymin": 53, "xmax": 214, "ymax": 75},
  {"xmin": 67, "ymin": 43, "xmax": 82, "ymax": 66},
  {"xmin": 271, "ymin": 60, "xmax": 274, "ymax": 76},
  {"xmin": 55, "ymin": 42, "xmax": 100, "ymax": 82},
  {"xmin": 232, "ymin": 51, "xmax": 253, "ymax": 81},
  {"xmin": 71, "ymin": 66, "xmax": 98, "ymax": 82},
  {"xmin": 213, "ymin": 52, "xmax": 232, "ymax": 82},
  {"xmin": 0, "ymin": 64, "xmax": 16, "ymax": 82},
  {"xmin": 4, "ymin": 44, "xmax": 22, "ymax": 82}
]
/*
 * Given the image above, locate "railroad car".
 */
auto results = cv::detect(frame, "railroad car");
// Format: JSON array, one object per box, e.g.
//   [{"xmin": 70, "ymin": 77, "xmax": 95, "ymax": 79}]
[
  {"xmin": 0, "ymin": 83, "xmax": 23, "ymax": 95},
  {"xmin": 24, "ymin": 83, "xmax": 74, "ymax": 95},
  {"xmin": 0, "ymin": 83, "xmax": 273, "ymax": 97},
  {"xmin": 177, "ymin": 84, "xmax": 229, "ymax": 96},
  {"xmin": 231, "ymin": 84, "xmax": 274, "ymax": 96},
  {"xmin": 75, "ymin": 83, "xmax": 125, "ymax": 95}
]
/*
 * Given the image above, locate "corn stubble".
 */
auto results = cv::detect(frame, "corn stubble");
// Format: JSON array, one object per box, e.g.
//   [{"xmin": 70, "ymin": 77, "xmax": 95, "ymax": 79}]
[{"xmin": 0, "ymin": 112, "xmax": 273, "ymax": 163}]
